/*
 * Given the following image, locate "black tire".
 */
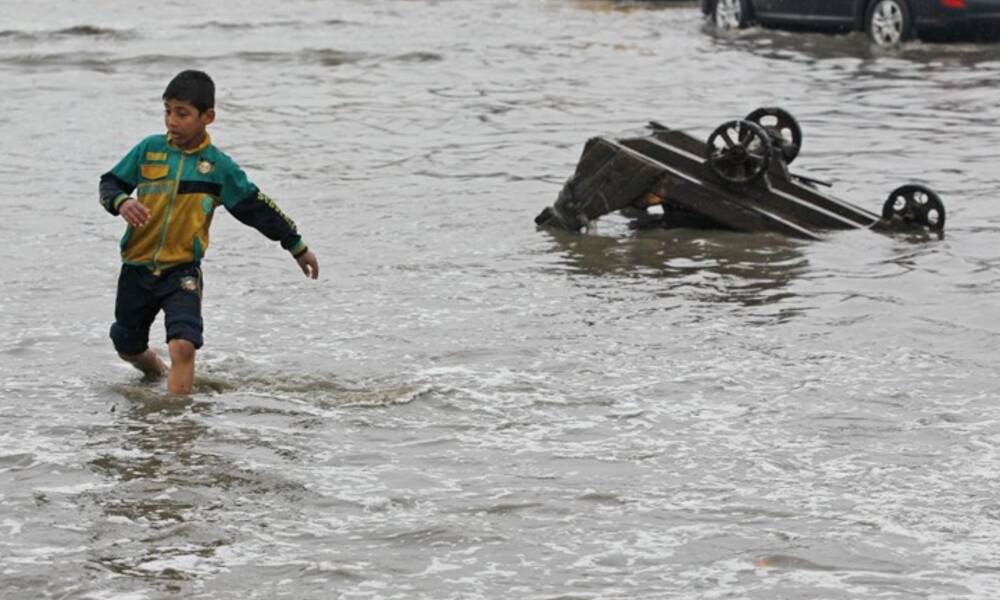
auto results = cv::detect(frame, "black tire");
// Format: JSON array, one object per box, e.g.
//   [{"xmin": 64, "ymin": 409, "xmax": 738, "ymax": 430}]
[
  {"xmin": 711, "ymin": 0, "xmax": 750, "ymax": 30},
  {"xmin": 706, "ymin": 120, "xmax": 772, "ymax": 185},
  {"xmin": 881, "ymin": 184, "xmax": 945, "ymax": 231},
  {"xmin": 745, "ymin": 107, "xmax": 802, "ymax": 164},
  {"xmin": 866, "ymin": 0, "xmax": 913, "ymax": 47}
]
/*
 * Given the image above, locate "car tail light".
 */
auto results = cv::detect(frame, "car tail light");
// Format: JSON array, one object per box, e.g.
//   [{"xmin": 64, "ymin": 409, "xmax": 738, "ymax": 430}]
[{"xmin": 940, "ymin": 0, "xmax": 966, "ymax": 8}]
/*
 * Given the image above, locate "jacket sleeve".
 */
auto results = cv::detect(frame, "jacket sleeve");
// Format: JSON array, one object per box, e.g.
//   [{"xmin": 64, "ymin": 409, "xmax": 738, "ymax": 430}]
[
  {"xmin": 99, "ymin": 140, "xmax": 143, "ymax": 216},
  {"xmin": 220, "ymin": 159, "xmax": 308, "ymax": 257}
]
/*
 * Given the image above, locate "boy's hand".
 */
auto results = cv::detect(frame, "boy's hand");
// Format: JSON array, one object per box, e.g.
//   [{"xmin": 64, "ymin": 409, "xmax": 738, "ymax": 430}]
[
  {"xmin": 119, "ymin": 198, "xmax": 150, "ymax": 228},
  {"xmin": 296, "ymin": 250, "xmax": 319, "ymax": 279}
]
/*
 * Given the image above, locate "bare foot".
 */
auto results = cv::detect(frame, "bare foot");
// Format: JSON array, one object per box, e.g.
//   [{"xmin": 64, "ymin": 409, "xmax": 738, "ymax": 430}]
[{"xmin": 119, "ymin": 348, "xmax": 168, "ymax": 378}]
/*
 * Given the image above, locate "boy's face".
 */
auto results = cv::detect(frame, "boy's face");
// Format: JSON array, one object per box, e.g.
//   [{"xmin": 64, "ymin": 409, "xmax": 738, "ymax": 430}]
[{"xmin": 164, "ymin": 99, "xmax": 215, "ymax": 150}]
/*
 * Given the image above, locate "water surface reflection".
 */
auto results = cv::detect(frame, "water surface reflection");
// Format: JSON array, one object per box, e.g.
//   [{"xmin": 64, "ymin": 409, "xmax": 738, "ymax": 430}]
[{"xmin": 545, "ymin": 225, "xmax": 808, "ymax": 304}]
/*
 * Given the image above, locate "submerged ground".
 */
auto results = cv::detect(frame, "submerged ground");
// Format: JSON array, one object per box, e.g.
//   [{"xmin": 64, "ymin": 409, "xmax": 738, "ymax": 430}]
[{"xmin": 2, "ymin": 1, "xmax": 1000, "ymax": 598}]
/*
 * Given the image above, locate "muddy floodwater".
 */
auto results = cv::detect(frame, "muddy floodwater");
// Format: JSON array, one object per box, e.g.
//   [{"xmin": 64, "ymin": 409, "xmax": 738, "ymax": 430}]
[{"xmin": 2, "ymin": 1, "xmax": 1000, "ymax": 598}]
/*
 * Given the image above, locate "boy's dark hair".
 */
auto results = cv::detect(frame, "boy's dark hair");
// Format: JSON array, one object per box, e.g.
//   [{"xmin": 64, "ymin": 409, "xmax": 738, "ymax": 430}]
[{"xmin": 163, "ymin": 70, "xmax": 215, "ymax": 113}]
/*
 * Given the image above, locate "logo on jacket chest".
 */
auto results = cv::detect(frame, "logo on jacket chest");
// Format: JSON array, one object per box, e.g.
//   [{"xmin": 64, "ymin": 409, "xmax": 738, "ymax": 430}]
[{"xmin": 196, "ymin": 158, "xmax": 215, "ymax": 175}]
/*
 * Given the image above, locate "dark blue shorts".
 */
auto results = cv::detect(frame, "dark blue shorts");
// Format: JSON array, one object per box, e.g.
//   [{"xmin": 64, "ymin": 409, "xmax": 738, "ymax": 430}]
[{"xmin": 110, "ymin": 263, "xmax": 204, "ymax": 355}]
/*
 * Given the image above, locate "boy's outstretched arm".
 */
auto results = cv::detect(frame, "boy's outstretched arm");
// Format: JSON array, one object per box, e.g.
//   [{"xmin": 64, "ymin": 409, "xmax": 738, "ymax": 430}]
[{"xmin": 227, "ymin": 189, "xmax": 319, "ymax": 279}]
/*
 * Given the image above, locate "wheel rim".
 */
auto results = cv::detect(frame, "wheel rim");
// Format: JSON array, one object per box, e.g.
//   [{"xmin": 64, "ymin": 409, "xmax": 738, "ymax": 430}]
[
  {"xmin": 706, "ymin": 120, "xmax": 772, "ymax": 185},
  {"xmin": 714, "ymin": 0, "xmax": 742, "ymax": 30},
  {"xmin": 870, "ymin": 0, "xmax": 904, "ymax": 46}
]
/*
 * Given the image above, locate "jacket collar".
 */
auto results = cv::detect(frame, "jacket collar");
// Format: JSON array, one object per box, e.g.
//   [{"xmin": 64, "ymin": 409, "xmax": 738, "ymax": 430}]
[{"xmin": 168, "ymin": 132, "xmax": 212, "ymax": 155}]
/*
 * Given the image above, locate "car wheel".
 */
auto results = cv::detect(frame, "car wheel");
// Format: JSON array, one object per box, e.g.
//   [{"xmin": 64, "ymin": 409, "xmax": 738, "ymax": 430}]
[
  {"xmin": 712, "ymin": 0, "xmax": 750, "ymax": 30},
  {"xmin": 745, "ymin": 107, "xmax": 802, "ymax": 163},
  {"xmin": 706, "ymin": 120, "xmax": 772, "ymax": 185},
  {"xmin": 866, "ymin": 0, "xmax": 913, "ymax": 46},
  {"xmin": 881, "ymin": 184, "xmax": 945, "ymax": 232}
]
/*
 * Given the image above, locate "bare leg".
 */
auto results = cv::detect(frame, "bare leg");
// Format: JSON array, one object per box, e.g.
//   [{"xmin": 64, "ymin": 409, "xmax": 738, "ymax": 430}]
[
  {"xmin": 119, "ymin": 349, "xmax": 168, "ymax": 378},
  {"xmin": 167, "ymin": 339, "xmax": 196, "ymax": 395}
]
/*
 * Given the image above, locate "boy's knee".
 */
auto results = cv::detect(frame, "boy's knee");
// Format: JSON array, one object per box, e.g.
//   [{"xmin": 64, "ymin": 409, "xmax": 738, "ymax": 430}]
[
  {"xmin": 168, "ymin": 339, "xmax": 196, "ymax": 363},
  {"xmin": 110, "ymin": 323, "xmax": 148, "ymax": 357}
]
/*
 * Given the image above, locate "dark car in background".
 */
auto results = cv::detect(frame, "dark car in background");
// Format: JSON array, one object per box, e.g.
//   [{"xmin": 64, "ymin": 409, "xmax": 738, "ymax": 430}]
[{"xmin": 702, "ymin": 0, "xmax": 1000, "ymax": 46}]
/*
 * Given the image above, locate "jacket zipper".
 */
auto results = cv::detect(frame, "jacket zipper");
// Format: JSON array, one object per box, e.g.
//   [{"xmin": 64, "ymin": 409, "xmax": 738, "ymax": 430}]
[{"xmin": 151, "ymin": 154, "xmax": 186, "ymax": 275}]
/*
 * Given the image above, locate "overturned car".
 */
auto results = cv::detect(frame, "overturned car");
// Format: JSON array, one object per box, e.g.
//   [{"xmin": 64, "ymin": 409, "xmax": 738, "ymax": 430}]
[{"xmin": 535, "ymin": 108, "xmax": 945, "ymax": 240}]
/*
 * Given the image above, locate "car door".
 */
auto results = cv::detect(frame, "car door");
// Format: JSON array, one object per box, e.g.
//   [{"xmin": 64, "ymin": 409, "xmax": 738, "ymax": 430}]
[
  {"xmin": 809, "ymin": 0, "xmax": 856, "ymax": 24},
  {"xmin": 751, "ymin": 0, "xmax": 821, "ymax": 22}
]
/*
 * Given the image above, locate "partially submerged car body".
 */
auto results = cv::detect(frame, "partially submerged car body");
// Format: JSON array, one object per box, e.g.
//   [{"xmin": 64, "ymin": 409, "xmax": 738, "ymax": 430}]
[
  {"xmin": 702, "ymin": 0, "xmax": 1000, "ymax": 46},
  {"xmin": 535, "ymin": 108, "xmax": 945, "ymax": 239}
]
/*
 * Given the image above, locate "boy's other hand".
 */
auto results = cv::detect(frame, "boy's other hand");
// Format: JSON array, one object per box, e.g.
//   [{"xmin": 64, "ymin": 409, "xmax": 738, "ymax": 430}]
[
  {"xmin": 119, "ymin": 198, "xmax": 151, "ymax": 228},
  {"xmin": 296, "ymin": 250, "xmax": 319, "ymax": 280}
]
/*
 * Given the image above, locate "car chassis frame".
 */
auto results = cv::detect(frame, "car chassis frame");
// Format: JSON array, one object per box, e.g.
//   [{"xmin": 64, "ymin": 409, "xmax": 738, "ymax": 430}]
[{"xmin": 535, "ymin": 107, "xmax": 946, "ymax": 240}]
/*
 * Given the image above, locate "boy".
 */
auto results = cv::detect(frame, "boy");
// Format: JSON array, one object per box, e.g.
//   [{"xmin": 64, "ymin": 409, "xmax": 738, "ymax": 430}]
[{"xmin": 99, "ymin": 70, "xmax": 319, "ymax": 395}]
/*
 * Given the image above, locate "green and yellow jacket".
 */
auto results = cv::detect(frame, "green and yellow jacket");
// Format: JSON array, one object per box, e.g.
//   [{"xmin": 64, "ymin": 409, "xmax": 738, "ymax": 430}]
[{"xmin": 99, "ymin": 133, "xmax": 308, "ymax": 273}]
